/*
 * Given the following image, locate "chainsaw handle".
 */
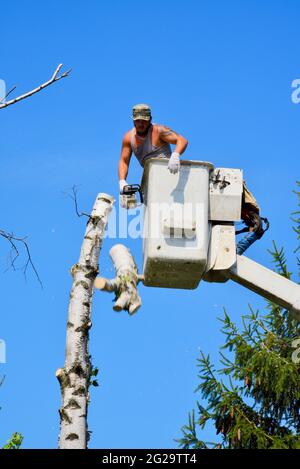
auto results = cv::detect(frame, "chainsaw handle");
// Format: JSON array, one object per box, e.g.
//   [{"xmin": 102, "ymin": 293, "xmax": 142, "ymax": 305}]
[{"xmin": 121, "ymin": 184, "xmax": 144, "ymax": 204}]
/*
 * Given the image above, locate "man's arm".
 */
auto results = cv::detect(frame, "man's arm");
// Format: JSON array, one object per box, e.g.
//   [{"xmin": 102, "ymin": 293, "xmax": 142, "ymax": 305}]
[
  {"xmin": 118, "ymin": 133, "xmax": 132, "ymax": 182},
  {"xmin": 157, "ymin": 125, "xmax": 188, "ymax": 155},
  {"xmin": 157, "ymin": 125, "xmax": 188, "ymax": 174}
]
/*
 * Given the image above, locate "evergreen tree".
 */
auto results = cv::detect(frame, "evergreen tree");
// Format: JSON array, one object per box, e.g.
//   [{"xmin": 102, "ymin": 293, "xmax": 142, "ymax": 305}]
[
  {"xmin": 178, "ymin": 183, "xmax": 300, "ymax": 449},
  {"xmin": 2, "ymin": 433, "xmax": 23, "ymax": 450}
]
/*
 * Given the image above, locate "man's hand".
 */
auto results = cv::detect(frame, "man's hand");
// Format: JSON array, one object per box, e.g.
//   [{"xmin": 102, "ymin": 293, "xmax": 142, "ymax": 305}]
[
  {"xmin": 120, "ymin": 179, "xmax": 137, "ymax": 209},
  {"xmin": 168, "ymin": 152, "xmax": 180, "ymax": 174},
  {"xmin": 119, "ymin": 179, "xmax": 128, "ymax": 193},
  {"xmin": 119, "ymin": 179, "xmax": 129, "ymax": 208}
]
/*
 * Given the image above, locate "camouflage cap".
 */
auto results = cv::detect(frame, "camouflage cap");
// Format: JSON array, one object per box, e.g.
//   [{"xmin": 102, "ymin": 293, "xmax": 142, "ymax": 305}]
[{"xmin": 132, "ymin": 103, "xmax": 152, "ymax": 121}]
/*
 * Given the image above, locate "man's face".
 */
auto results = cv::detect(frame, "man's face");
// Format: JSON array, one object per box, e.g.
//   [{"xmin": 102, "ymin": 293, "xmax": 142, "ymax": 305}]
[{"xmin": 134, "ymin": 119, "xmax": 151, "ymax": 136}]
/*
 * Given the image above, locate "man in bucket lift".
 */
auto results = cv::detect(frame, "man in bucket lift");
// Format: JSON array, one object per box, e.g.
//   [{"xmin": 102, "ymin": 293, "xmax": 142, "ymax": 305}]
[
  {"xmin": 118, "ymin": 103, "xmax": 188, "ymax": 202},
  {"xmin": 118, "ymin": 103, "xmax": 268, "ymax": 254}
]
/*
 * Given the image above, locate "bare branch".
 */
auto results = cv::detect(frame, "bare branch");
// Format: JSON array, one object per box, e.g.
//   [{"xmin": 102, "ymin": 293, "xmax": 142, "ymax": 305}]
[
  {"xmin": 3, "ymin": 232, "xmax": 20, "ymax": 271},
  {"xmin": 0, "ymin": 229, "xmax": 43, "ymax": 288},
  {"xmin": 62, "ymin": 185, "xmax": 91, "ymax": 219},
  {"xmin": 0, "ymin": 63, "xmax": 71, "ymax": 110},
  {"xmin": 0, "ymin": 85, "xmax": 17, "ymax": 104}
]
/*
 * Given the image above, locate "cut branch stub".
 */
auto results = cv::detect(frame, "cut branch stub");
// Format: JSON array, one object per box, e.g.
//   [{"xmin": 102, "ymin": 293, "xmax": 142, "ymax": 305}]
[{"xmin": 94, "ymin": 244, "xmax": 142, "ymax": 315}]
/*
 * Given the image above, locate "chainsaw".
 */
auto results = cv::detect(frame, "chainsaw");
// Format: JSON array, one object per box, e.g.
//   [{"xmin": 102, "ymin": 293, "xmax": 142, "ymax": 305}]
[{"xmin": 120, "ymin": 184, "xmax": 144, "ymax": 209}]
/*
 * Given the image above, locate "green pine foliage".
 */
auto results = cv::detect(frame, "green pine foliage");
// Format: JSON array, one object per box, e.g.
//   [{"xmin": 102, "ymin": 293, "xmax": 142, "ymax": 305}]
[
  {"xmin": 178, "ymin": 184, "xmax": 300, "ymax": 449},
  {"xmin": 2, "ymin": 432, "xmax": 23, "ymax": 449}
]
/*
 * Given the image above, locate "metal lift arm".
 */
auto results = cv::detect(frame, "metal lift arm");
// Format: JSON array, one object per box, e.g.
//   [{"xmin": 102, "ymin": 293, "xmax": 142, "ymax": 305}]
[
  {"xmin": 226, "ymin": 255, "xmax": 300, "ymax": 319},
  {"xmin": 204, "ymin": 224, "xmax": 300, "ymax": 319}
]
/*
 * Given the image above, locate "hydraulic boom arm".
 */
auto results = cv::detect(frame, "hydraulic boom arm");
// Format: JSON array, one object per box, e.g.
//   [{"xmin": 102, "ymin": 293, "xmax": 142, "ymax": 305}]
[{"xmin": 226, "ymin": 255, "xmax": 300, "ymax": 319}]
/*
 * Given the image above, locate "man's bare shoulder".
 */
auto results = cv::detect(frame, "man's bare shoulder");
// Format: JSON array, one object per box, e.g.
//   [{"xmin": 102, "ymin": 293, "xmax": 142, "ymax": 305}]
[
  {"xmin": 154, "ymin": 124, "xmax": 179, "ymax": 136},
  {"xmin": 122, "ymin": 129, "xmax": 133, "ymax": 145}
]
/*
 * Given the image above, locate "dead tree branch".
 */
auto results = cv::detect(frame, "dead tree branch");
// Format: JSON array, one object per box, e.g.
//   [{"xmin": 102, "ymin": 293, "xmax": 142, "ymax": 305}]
[
  {"xmin": 0, "ymin": 229, "xmax": 42, "ymax": 288},
  {"xmin": 62, "ymin": 185, "xmax": 91, "ymax": 219},
  {"xmin": 0, "ymin": 63, "xmax": 71, "ymax": 110},
  {"xmin": 0, "ymin": 85, "xmax": 17, "ymax": 102}
]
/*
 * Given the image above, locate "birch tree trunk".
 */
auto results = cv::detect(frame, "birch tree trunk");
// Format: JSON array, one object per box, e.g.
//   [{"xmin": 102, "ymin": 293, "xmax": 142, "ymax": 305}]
[{"xmin": 56, "ymin": 192, "xmax": 115, "ymax": 449}]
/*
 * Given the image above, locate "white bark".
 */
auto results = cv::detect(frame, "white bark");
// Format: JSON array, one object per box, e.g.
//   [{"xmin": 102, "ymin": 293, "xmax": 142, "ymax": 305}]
[
  {"xmin": 57, "ymin": 193, "xmax": 114, "ymax": 449},
  {"xmin": 94, "ymin": 244, "xmax": 142, "ymax": 315}
]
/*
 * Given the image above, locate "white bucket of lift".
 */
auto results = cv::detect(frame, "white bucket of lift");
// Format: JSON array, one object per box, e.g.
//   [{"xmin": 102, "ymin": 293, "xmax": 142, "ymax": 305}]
[{"xmin": 141, "ymin": 158, "xmax": 214, "ymax": 289}]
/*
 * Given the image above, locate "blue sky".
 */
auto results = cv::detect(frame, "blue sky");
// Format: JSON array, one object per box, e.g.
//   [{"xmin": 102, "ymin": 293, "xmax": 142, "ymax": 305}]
[{"xmin": 0, "ymin": 0, "xmax": 299, "ymax": 449}]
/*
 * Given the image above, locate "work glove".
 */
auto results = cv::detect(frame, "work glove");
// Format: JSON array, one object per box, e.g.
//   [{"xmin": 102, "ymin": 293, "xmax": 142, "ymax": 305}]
[
  {"xmin": 119, "ymin": 179, "xmax": 127, "ymax": 192},
  {"xmin": 167, "ymin": 152, "xmax": 180, "ymax": 174},
  {"xmin": 119, "ymin": 179, "xmax": 131, "ymax": 209}
]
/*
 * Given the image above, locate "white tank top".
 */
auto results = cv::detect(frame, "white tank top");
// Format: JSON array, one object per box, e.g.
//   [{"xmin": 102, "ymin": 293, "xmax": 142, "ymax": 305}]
[{"xmin": 130, "ymin": 125, "xmax": 172, "ymax": 167}]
